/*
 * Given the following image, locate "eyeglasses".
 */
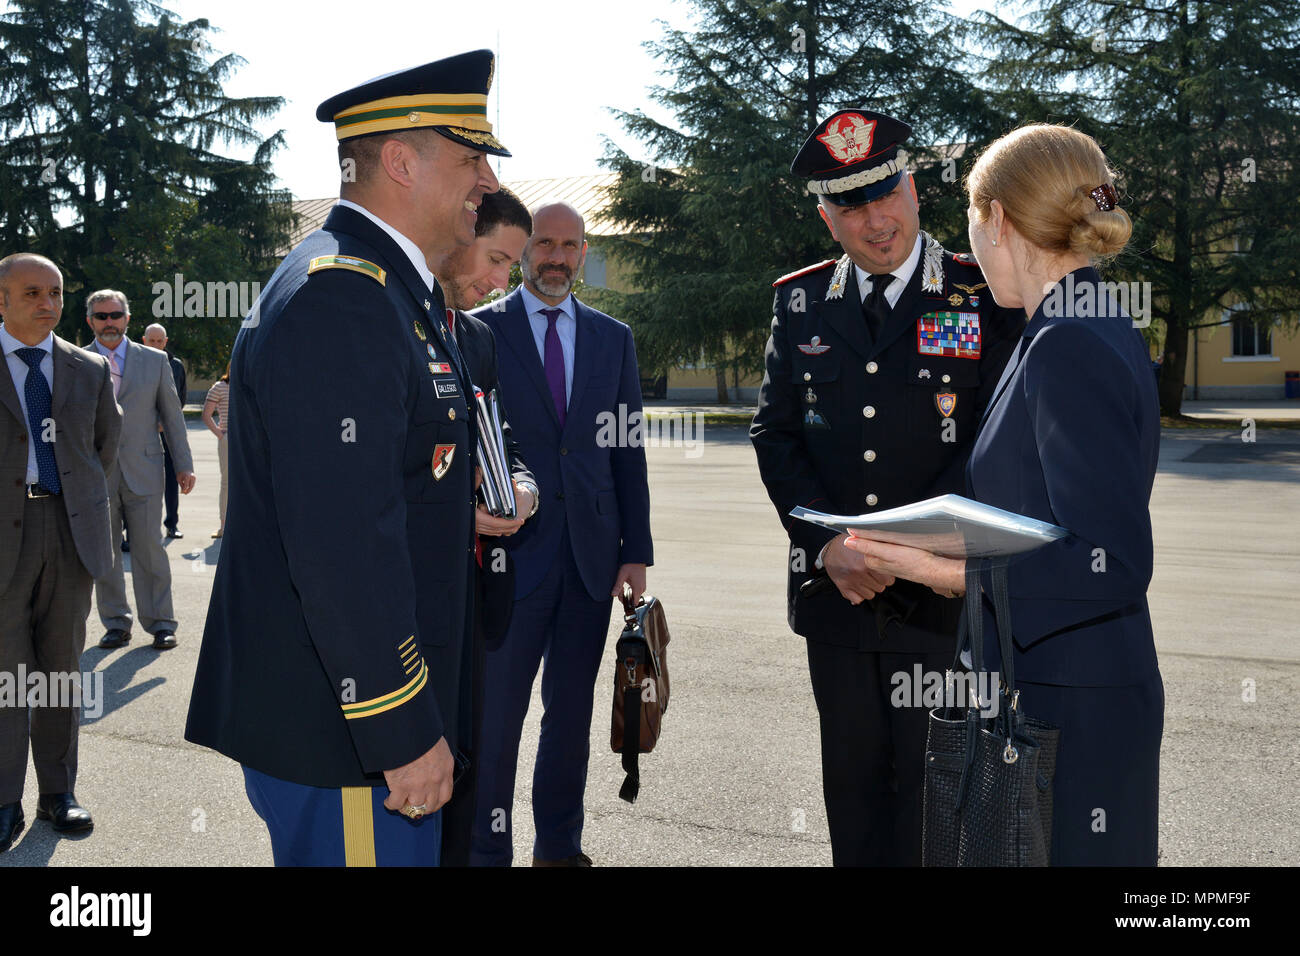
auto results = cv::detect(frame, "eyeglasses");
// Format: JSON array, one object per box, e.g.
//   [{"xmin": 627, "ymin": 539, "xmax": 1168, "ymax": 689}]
[{"xmin": 90, "ymin": 311, "xmax": 126, "ymax": 321}]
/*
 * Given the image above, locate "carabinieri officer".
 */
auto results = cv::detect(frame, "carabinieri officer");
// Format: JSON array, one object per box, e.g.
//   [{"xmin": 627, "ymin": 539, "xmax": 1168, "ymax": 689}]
[
  {"xmin": 184, "ymin": 51, "xmax": 508, "ymax": 866},
  {"xmin": 750, "ymin": 109, "xmax": 1024, "ymax": 866}
]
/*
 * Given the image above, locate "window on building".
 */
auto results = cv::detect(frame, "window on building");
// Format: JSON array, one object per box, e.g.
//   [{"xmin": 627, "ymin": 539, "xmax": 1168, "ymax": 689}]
[
  {"xmin": 582, "ymin": 248, "xmax": 607, "ymax": 289},
  {"xmin": 1231, "ymin": 313, "xmax": 1272, "ymax": 357}
]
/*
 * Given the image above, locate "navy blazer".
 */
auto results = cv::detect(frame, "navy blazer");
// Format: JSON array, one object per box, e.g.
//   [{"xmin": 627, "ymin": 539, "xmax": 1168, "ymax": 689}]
[
  {"xmin": 169, "ymin": 355, "xmax": 186, "ymax": 404},
  {"xmin": 469, "ymin": 287, "xmax": 653, "ymax": 602},
  {"xmin": 967, "ymin": 266, "xmax": 1161, "ymax": 686}
]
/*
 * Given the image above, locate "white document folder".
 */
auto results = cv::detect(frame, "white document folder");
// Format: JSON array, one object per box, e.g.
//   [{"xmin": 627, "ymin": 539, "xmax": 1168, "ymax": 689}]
[{"xmin": 790, "ymin": 494, "xmax": 1068, "ymax": 559}]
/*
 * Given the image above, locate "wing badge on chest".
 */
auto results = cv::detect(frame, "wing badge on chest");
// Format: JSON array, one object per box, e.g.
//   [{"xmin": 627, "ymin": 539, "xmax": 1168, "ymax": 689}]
[{"xmin": 798, "ymin": 335, "xmax": 830, "ymax": 356}]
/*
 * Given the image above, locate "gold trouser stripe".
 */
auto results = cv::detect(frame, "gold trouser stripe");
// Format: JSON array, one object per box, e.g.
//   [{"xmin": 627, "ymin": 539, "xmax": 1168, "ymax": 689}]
[{"xmin": 341, "ymin": 787, "xmax": 377, "ymax": 867}]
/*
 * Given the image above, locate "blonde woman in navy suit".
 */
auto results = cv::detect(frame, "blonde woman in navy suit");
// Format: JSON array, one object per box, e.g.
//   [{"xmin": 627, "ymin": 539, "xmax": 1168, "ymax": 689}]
[{"xmin": 842, "ymin": 125, "xmax": 1163, "ymax": 865}]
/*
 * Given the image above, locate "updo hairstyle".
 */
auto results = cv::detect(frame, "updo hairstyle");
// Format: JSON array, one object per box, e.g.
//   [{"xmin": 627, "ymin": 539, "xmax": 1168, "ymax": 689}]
[{"xmin": 965, "ymin": 124, "xmax": 1131, "ymax": 260}]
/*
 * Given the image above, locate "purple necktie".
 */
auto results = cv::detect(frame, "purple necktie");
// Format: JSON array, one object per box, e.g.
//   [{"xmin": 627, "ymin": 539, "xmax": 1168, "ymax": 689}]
[{"xmin": 540, "ymin": 307, "xmax": 567, "ymax": 427}]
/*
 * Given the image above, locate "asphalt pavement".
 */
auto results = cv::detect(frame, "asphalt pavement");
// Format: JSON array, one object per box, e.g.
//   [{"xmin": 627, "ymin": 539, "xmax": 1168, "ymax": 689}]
[{"xmin": 2, "ymin": 416, "xmax": 1297, "ymax": 867}]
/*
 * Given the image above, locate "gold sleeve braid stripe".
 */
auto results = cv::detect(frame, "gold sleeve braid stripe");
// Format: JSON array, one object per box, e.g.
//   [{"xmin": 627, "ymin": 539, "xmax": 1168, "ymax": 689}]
[
  {"xmin": 341, "ymin": 660, "xmax": 427, "ymax": 720},
  {"xmin": 399, "ymin": 635, "xmax": 419, "ymax": 674}
]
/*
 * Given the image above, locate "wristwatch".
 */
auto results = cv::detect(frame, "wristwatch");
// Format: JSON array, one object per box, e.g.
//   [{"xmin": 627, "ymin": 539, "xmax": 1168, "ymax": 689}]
[{"xmin": 515, "ymin": 479, "xmax": 540, "ymax": 519}]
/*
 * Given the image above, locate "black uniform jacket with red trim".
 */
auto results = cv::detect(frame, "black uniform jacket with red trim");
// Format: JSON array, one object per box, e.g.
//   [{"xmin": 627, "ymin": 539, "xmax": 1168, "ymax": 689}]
[
  {"xmin": 185, "ymin": 203, "xmax": 478, "ymax": 788},
  {"xmin": 750, "ymin": 234, "xmax": 1024, "ymax": 651}
]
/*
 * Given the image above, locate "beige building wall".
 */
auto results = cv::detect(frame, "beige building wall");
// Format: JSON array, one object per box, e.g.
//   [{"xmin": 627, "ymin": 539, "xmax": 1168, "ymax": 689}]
[{"xmin": 1183, "ymin": 312, "xmax": 1300, "ymax": 400}]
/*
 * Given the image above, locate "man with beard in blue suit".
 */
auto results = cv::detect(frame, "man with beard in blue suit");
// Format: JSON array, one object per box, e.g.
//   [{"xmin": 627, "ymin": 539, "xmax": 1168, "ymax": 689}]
[{"xmin": 469, "ymin": 201, "xmax": 653, "ymax": 866}]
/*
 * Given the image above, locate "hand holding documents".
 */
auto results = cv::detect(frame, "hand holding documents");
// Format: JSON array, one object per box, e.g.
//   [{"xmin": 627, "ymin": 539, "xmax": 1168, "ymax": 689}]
[
  {"xmin": 790, "ymin": 494, "xmax": 1068, "ymax": 559},
  {"xmin": 474, "ymin": 387, "xmax": 517, "ymax": 518}
]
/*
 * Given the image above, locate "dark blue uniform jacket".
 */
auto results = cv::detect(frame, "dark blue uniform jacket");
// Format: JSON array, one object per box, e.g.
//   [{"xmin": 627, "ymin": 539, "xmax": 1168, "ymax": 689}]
[{"xmin": 185, "ymin": 204, "xmax": 478, "ymax": 788}]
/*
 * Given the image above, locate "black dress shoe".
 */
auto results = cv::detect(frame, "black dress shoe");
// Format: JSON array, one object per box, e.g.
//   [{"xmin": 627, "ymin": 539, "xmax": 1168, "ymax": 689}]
[
  {"xmin": 532, "ymin": 852, "xmax": 593, "ymax": 867},
  {"xmin": 36, "ymin": 793, "xmax": 93, "ymax": 832},
  {"xmin": 99, "ymin": 628, "xmax": 131, "ymax": 649},
  {"xmin": 0, "ymin": 802, "xmax": 24, "ymax": 852},
  {"xmin": 152, "ymin": 630, "xmax": 177, "ymax": 650},
  {"xmin": 121, "ymin": 538, "xmax": 130, "ymax": 553}
]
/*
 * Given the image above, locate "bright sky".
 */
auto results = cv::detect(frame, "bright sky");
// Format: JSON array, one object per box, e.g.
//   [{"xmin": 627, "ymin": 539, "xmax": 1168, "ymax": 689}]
[
  {"xmin": 165, "ymin": 0, "xmax": 702, "ymax": 199},
  {"xmin": 10, "ymin": 0, "xmax": 997, "ymax": 201}
]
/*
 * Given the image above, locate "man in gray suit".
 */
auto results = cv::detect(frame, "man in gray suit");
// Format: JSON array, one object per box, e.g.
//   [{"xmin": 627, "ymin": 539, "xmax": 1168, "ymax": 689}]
[
  {"xmin": 85, "ymin": 290, "xmax": 195, "ymax": 651},
  {"xmin": 0, "ymin": 253, "xmax": 120, "ymax": 849}
]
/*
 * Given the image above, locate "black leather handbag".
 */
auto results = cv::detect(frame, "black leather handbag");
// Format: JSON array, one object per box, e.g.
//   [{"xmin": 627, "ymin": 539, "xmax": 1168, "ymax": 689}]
[{"xmin": 922, "ymin": 559, "xmax": 1060, "ymax": 866}]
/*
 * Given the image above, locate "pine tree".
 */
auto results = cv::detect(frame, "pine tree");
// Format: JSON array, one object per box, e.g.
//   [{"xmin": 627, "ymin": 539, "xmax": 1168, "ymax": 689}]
[
  {"xmin": 0, "ymin": 0, "xmax": 292, "ymax": 374},
  {"xmin": 592, "ymin": 0, "xmax": 995, "ymax": 400},
  {"xmin": 969, "ymin": 0, "xmax": 1300, "ymax": 416}
]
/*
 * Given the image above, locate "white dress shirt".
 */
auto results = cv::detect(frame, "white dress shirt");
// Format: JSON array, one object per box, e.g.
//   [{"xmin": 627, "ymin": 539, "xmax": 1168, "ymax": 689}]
[
  {"xmin": 337, "ymin": 199, "xmax": 436, "ymax": 293},
  {"xmin": 854, "ymin": 233, "xmax": 923, "ymax": 309},
  {"xmin": 519, "ymin": 284, "xmax": 576, "ymax": 406},
  {"xmin": 1, "ymin": 323, "xmax": 55, "ymax": 484}
]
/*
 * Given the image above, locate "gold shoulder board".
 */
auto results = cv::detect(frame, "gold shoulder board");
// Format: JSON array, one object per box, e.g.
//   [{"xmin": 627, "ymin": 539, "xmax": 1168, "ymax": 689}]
[{"xmin": 308, "ymin": 255, "xmax": 387, "ymax": 286}]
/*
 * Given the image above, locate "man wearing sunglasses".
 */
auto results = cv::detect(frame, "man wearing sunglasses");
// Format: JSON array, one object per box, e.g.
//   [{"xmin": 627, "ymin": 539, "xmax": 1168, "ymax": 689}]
[{"xmin": 85, "ymin": 291, "xmax": 195, "ymax": 652}]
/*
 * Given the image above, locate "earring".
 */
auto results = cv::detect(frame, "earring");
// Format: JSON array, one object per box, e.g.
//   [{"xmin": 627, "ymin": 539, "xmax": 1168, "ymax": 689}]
[{"xmin": 991, "ymin": 239, "xmax": 998, "ymax": 246}]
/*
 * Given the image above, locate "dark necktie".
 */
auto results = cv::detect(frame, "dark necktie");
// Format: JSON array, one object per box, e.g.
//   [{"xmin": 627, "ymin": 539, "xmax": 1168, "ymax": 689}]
[
  {"xmin": 540, "ymin": 308, "xmax": 567, "ymax": 428},
  {"xmin": 863, "ymin": 273, "xmax": 893, "ymax": 344},
  {"xmin": 15, "ymin": 347, "xmax": 61, "ymax": 493}
]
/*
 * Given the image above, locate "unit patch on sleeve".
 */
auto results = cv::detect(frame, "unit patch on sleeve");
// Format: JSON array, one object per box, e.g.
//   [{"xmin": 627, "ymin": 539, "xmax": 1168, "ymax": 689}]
[{"xmin": 432, "ymin": 443, "xmax": 456, "ymax": 481}]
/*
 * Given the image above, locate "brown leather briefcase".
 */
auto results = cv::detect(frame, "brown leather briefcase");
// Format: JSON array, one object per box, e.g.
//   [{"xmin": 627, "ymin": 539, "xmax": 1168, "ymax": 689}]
[{"xmin": 610, "ymin": 584, "xmax": 671, "ymax": 803}]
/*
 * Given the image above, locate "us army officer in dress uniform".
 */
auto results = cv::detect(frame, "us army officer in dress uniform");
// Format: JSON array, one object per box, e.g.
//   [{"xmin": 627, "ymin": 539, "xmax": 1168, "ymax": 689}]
[
  {"xmin": 184, "ymin": 51, "xmax": 506, "ymax": 866},
  {"xmin": 750, "ymin": 110, "xmax": 1024, "ymax": 866}
]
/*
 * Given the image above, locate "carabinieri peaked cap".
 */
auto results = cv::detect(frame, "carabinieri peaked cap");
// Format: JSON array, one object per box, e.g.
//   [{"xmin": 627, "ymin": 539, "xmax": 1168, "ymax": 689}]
[
  {"xmin": 791, "ymin": 109, "xmax": 911, "ymax": 206},
  {"xmin": 316, "ymin": 49, "xmax": 511, "ymax": 157}
]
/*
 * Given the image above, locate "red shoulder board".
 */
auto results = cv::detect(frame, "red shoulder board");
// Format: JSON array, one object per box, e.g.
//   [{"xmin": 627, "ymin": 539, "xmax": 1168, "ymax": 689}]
[
  {"xmin": 773, "ymin": 258, "xmax": 837, "ymax": 287},
  {"xmin": 952, "ymin": 252, "xmax": 977, "ymax": 265}
]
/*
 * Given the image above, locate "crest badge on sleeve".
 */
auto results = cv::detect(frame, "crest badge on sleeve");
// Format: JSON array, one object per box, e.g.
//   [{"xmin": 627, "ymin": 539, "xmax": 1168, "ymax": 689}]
[{"xmin": 431, "ymin": 443, "xmax": 456, "ymax": 481}]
